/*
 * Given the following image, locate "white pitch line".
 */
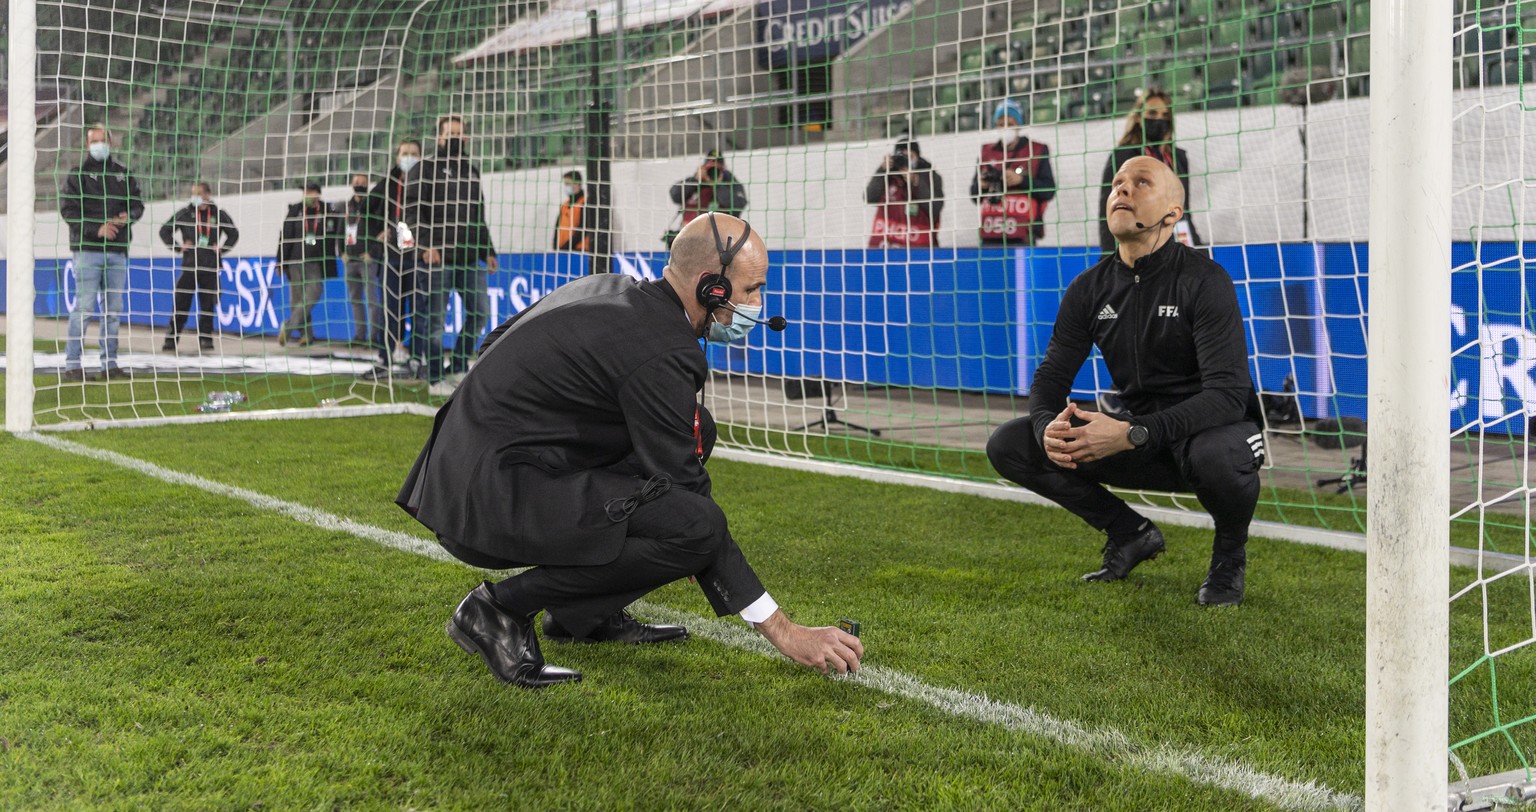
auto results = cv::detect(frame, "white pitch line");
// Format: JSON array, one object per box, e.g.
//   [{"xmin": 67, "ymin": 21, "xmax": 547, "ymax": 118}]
[{"xmin": 22, "ymin": 432, "xmax": 1361, "ymax": 812}]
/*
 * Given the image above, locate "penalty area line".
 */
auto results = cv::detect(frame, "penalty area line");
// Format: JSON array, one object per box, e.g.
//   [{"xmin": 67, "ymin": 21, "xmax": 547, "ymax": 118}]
[{"xmin": 20, "ymin": 431, "xmax": 1360, "ymax": 812}]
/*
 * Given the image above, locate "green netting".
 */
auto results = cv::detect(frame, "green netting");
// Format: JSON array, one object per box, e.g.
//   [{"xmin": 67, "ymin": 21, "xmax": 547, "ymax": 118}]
[{"xmin": 8, "ymin": 0, "xmax": 1536, "ymax": 795}]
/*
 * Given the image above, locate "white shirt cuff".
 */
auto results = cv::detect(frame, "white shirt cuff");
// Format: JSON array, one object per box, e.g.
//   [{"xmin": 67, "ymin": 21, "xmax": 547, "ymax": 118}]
[{"xmin": 738, "ymin": 592, "xmax": 779, "ymax": 625}]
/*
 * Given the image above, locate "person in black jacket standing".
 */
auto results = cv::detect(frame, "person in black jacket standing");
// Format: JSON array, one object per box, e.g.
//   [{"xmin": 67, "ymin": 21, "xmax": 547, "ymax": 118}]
[
  {"xmin": 986, "ymin": 156, "xmax": 1263, "ymax": 606},
  {"xmin": 360, "ymin": 140, "xmax": 424, "ymax": 379},
  {"xmin": 158, "ymin": 181, "xmax": 238, "ymax": 353},
  {"xmin": 407, "ymin": 116, "xmax": 498, "ymax": 395},
  {"xmin": 59, "ymin": 125, "xmax": 144, "ymax": 381},
  {"xmin": 399, "ymin": 213, "xmax": 863, "ymax": 688},
  {"xmin": 1096, "ymin": 90, "xmax": 1204, "ymax": 252},
  {"xmin": 277, "ymin": 182, "xmax": 338, "ymax": 347},
  {"xmin": 339, "ymin": 173, "xmax": 387, "ymax": 345}
]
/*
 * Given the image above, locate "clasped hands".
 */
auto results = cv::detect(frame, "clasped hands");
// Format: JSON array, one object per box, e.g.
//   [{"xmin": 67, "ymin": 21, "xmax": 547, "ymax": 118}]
[{"xmin": 1042, "ymin": 402, "xmax": 1134, "ymax": 470}]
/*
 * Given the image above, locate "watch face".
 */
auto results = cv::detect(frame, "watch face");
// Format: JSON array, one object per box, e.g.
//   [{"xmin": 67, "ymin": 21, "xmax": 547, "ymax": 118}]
[{"xmin": 1129, "ymin": 425, "xmax": 1149, "ymax": 447}]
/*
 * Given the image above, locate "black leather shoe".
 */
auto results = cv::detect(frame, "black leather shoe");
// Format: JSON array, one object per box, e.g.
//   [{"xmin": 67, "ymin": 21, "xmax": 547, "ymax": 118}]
[
  {"xmin": 1082, "ymin": 524, "xmax": 1166, "ymax": 582},
  {"xmin": 199, "ymin": 336, "xmax": 215, "ymax": 352},
  {"xmin": 446, "ymin": 582, "xmax": 581, "ymax": 688},
  {"xmin": 542, "ymin": 610, "xmax": 689, "ymax": 644},
  {"xmin": 162, "ymin": 335, "xmax": 178, "ymax": 353},
  {"xmin": 1198, "ymin": 557, "xmax": 1246, "ymax": 606}
]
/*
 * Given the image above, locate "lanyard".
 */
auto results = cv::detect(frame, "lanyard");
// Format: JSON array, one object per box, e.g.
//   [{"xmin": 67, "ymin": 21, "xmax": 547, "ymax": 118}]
[
  {"xmin": 196, "ymin": 206, "xmax": 210, "ymax": 238},
  {"xmin": 694, "ymin": 406, "xmax": 703, "ymax": 461},
  {"xmin": 1144, "ymin": 145, "xmax": 1174, "ymax": 170},
  {"xmin": 304, "ymin": 205, "xmax": 319, "ymax": 235},
  {"xmin": 395, "ymin": 179, "xmax": 405, "ymax": 220}
]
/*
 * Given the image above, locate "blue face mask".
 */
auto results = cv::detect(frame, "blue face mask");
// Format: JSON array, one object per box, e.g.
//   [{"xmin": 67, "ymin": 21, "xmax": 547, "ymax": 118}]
[
  {"xmin": 88, "ymin": 142, "xmax": 111, "ymax": 162},
  {"xmin": 706, "ymin": 302, "xmax": 762, "ymax": 344}
]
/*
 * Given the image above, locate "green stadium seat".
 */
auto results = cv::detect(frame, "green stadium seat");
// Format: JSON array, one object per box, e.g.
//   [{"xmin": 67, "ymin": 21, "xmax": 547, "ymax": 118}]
[
  {"xmin": 961, "ymin": 79, "xmax": 985, "ymax": 103},
  {"xmin": 937, "ymin": 83, "xmax": 960, "ymax": 106},
  {"xmin": 913, "ymin": 112, "xmax": 935, "ymax": 136},
  {"xmin": 1031, "ymin": 93, "xmax": 1061, "ymax": 124},
  {"xmin": 960, "ymin": 47, "xmax": 986, "ymax": 72}
]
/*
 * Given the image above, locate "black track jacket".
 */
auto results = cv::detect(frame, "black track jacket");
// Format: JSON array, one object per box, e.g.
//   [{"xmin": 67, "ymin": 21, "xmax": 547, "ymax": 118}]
[{"xmin": 1028, "ymin": 238, "xmax": 1261, "ymax": 453}]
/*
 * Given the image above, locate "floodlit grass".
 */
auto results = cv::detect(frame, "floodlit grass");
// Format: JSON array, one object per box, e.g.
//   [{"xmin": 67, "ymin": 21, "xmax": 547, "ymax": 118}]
[{"xmin": 2, "ymin": 414, "xmax": 1531, "ymax": 807}]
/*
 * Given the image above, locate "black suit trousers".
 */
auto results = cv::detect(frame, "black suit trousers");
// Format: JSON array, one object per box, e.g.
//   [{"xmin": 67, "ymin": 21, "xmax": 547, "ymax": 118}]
[
  {"xmin": 987, "ymin": 416, "xmax": 1263, "ymax": 555},
  {"xmin": 169, "ymin": 265, "xmax": 220, "ymax": 336},
  {"xmin": 445, "ymin": 485, "xmax": 765, "ymax": 638}
]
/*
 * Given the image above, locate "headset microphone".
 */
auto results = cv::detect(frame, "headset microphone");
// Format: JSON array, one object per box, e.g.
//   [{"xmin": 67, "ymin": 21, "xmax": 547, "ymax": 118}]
[
  {"xmin": 722, "ymin": 301, "xmax": 788, "ymax": 332},
  {"xmin": 1134, "ymin": 211, "xmax": 1177, "ymax": 230}
]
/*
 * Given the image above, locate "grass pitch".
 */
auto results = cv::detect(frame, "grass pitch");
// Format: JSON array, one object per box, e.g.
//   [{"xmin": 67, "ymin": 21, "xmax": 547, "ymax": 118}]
[{"xmin": 0, "ymin": 414, "xmax": 1530, "ymax": 809}]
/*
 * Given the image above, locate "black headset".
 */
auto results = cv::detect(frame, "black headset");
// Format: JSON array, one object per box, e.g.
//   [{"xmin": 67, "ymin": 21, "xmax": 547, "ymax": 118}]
[{"xmin": 695, "ymin": 212, "xmax": 752, "ymax": 310}]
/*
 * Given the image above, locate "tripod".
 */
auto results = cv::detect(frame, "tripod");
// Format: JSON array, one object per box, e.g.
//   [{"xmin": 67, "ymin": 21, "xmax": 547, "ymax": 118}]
[
  {"xmin": 1316, "ymin": 441, "xmax": 1368, "ymax": 494},
  {"xmin": 786, "ymin": 379, "xmax": 881, "ymax": 436}
]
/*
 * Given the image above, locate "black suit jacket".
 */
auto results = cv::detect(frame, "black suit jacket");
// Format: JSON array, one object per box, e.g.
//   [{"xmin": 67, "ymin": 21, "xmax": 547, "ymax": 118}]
[{"xmin": 398, "ymin": 274, "xmax": 712, "ymax": 566}]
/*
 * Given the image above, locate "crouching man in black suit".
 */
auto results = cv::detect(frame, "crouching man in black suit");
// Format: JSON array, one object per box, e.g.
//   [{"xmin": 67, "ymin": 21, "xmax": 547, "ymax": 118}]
[{"xmin": 398, "ymin": 213, "xmax": 864, "ymax": 687}]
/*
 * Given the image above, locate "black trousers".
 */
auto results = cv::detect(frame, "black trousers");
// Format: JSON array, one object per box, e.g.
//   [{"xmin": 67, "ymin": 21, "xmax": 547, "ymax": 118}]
[
  {"xmin": 986, "ymin": 416, "xmax": 1264, "ymax": 556},
  {"xmin": 441, "ymin": 407, "xmax": 767, "ymax": 638},
  {"xmin": 169, "ymin": 265, "xmax": 219, "ymax": 336}
]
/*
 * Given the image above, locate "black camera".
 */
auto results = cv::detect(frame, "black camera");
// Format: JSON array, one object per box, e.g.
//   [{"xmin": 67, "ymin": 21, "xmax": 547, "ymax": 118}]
[
  {"xmin": 979, "ymin": 164, "xmax": 1005, "ymax": 198},
  {"xmin": 889, "ymin": 152, "xmax": 908, "ymax": 172}
]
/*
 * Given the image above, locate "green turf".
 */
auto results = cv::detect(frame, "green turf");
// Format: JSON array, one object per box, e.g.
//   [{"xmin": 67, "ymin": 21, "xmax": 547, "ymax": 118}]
[
  {"xmin": 3, "ymin": 426, "xmax": 1300, "ymax": 811},
  {"xmin": 5, "ymin": 413, "xmax": 1532, "ymax": 807}
]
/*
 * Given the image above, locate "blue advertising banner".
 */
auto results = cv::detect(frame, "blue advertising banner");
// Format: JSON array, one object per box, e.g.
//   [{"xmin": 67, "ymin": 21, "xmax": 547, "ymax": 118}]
[
  {"xmin": 755, "ymin": 0, "xmax": 913, "ymax": 67},
  {"xmin": 4, "ymin": 244, "xmax": 1532, "ymax": 433}
]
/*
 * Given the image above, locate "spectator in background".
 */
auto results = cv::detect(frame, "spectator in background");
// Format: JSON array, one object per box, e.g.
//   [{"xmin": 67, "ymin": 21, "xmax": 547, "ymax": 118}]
[
  {"xmin": 277, "ymin": 181, "xmax": 338, "ymax": 348},
  {"xmin": 409, "ymin": 115, "xmax": 498, "ymax": 396},
  {"xmin": 361, "ymin": 140, "xmax": 424, "ymax": 381},
  {"xmin": 866, "ymin": 138, "xmax": 945, "ymax": 248},
  {"xmin": 158, "ymin": 181, "xmax": 238, "ymax": 353},
  {"xmin": 60, "ymin": 124, "xmax": 143, "ymax": 382},
  {"xmin": 1097, "ymin": 89, "xmax": 1204, "ymax": 252},
  {"xmin": 970, "ymin": 99, "xmax": 1056, "ymax": 247},
  {"xmin": 670, "ymin": 149, "xmax": 747, "ymax": 226},
  {"xmin": 553, "ymin": 170, "xmax": 592, "ymax": 252},
  {"xmin": 340, "ymin": 172, "xmax": 387, "ymax": 345}
]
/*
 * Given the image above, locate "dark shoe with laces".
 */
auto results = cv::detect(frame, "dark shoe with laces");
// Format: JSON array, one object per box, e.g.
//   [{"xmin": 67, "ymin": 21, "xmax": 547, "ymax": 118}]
[
  {"xmin": 61, "ymin": 368, "xmax": 87, "ymax": 382},
  {"xmin": 1082, "ymin": 523, "xmax": 1166, "ymax": 582},
  {"xmin": 1198, "ymin": 556, "xmax": 1246, "ymax": 606},
  {"xmin": 91, "ymin": 365, "xmax": 129, "ymax": 382},
  {"xmin": 162, "ymin": 335, "xmax": 178, "ymax": 353},
  {"xmin": 445, "ymin": 582, "xmax": 582, "ymax": 688},
  {"xmin": 542, "ymin": 610, "xmax": 688, "ymax": 645}
]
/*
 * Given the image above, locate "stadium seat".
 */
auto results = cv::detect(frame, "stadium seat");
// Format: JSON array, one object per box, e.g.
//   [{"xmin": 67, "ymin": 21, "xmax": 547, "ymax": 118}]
[{"xmin": 1031, "ymin": 93, "xmax": 1061, "ymax": 124}]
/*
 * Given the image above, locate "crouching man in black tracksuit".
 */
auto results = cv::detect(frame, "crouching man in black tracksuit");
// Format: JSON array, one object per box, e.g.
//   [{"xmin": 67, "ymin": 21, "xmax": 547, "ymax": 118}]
[{"xmin": 986, "ymin": 156, "xmax": 1263, "ymax": 606}]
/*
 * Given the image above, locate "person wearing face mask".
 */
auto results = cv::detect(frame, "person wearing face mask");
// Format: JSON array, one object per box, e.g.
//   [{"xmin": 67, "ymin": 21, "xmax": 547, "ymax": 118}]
[
  {"xmin": 553, "ymin": 170, "xmax": 592, "ymax": 252},
  {"xmin": 276, "ymin": 181, "xmax": 340, "ymax": 348},
  {"xmin": 339, "ymin": 173, "xmax": 387, "ymax": 346},
  {"xmin": 404, "ymin": 115, "xmax": 499, "ymax": 396},
  {"xmin": 986, "ymin": 157, "xmax": 1263, "ymax": 607},
  {"xmin": 866, "ymin": 138, "xmax": 945, "ymax": 248},
  {"xmin": 158, "ymin": 181, "xmax": 239, "ymax": 353},
  {"xmin": 1096, "ymin": 90, "xmax": 1204, "ymax": 253},
  {"xmin": 969, "ymin": 99, "xmax": 1056, "ymax": 247},
  {"xmin": 360, "ymin": 140, "xmax": 425, "ymax": 380},
  {"xmin": 59, "ymin": 124, "xmax": 144, "ymax": 382},
  {"xmin": 398, "ymin": 213, "xmax": 863, "ymax": 688}
]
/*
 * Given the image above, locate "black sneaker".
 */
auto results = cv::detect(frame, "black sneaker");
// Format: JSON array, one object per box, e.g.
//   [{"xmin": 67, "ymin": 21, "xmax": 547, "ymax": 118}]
[
  {"xmin": 1082, "ymin": 523, "xmax": 1166, "ymax": 582},
  {"xmin": 199, "ymin": 336, "xmax": 215, "ymax": 352},
  {"xmin": 161, "ymin": 335, "xmax": 178, "ymax": 353},
  {"xmin": 1197, "ymin": 557, "xmax": 1246, "ymax": 606}
]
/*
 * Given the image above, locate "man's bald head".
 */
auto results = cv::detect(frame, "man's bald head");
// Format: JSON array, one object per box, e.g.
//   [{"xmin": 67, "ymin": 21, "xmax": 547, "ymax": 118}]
[
  {"xmin": 1118, "ymin": 155, "xmax": 1185, "ymax": 208},
  {"xmin": 666, "ymin": 213, "xmax": 766, "ymax": 285}
]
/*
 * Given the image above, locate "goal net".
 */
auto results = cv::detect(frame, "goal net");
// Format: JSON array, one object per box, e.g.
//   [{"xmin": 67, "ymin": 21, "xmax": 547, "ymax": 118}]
[{"xmin": 4, "ymin": 0, "xmax": 1534, "ymax": 801}]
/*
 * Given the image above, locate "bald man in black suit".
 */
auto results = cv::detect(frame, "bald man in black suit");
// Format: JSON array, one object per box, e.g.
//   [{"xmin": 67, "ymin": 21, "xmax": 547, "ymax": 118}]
[{"xmin": 400, "ymin": 213, "xmax": 863, "ymax": 688}]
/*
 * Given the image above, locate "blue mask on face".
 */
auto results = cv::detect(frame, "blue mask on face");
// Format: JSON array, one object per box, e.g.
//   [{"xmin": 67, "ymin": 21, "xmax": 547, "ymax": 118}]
[
  {"xmin": 706, "ymin": 303, "xmax": 762, "ymax": 344},
  {"xmin": 88, "ymin": 142, "xmax": 111, "ymax": 162}
]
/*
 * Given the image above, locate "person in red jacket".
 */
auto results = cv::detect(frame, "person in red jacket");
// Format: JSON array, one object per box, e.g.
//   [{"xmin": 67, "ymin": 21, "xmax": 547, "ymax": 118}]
[
  {"xmin": 970, "ymin": 99, "xmax": 1056, "ymax": 246},
  {"xmin": 866, "ymin": 139, "xmax": 945, "ymax": 248}
]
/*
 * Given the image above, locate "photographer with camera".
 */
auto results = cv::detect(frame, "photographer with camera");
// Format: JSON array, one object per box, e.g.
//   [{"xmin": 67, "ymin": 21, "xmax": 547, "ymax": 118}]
[
  {"xmin": 969, "ymin": 99, "xmax": 1056, "ymax": 247},
  {"xmin": 865, "ymin": 138, "xmax": 945, "ymax": 248},
  {"xmin": 669, "ymin": 149, "xmax": 748, "ymax": 231}
]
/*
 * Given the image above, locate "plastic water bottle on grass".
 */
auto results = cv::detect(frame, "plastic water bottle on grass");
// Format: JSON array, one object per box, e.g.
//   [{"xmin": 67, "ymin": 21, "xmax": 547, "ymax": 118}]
[{"xmin": 197, "ymin": 391, "xmax": 247, "ymax": 413}]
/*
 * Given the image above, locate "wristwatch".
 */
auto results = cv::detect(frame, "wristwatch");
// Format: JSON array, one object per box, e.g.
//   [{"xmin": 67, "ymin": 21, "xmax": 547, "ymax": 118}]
[{"xmin": 1127, "ymin": 423, "xmax": 1150, "ymax": 449}]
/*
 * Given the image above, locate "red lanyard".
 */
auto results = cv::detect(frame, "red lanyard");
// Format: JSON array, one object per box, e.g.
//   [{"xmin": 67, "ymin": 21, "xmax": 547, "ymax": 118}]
[
  {"xmin": 395, "ymin": 180, "xmax": 405, "ymax": 220},
  {"xmin": 693, "ymin": 406, "xmax": 703, "ymax": 461},
  {"xmin": 1145, "ymin": 145, "xmax": 1174, "ymax": 170},
  {"xmin": 195, "ymin": 206, "xmax": 210, "ymax": 239},
  {"xmin": 304, "ymin": 205, "xmax": 319, "ymax": 235}
]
